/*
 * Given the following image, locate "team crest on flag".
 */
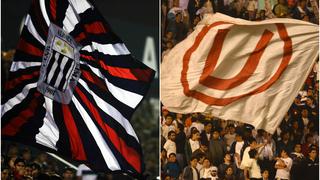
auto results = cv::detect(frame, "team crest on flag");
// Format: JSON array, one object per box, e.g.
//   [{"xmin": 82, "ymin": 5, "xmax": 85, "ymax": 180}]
[{"xmin": 38, "ymin": 24, "xmax": 81, "ymax": 104}]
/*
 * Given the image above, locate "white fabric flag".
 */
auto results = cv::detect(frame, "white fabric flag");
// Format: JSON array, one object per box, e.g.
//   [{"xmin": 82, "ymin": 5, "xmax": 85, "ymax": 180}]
[{"xmin": 161, "ymin": 13, "xmax": 319, "ymax": 133}]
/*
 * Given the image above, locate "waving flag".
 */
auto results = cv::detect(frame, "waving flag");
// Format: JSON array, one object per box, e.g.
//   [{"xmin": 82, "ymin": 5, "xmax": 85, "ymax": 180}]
[
  {"xmin": 161, "ymin": 13, "xmax": 318, "ymax": 133},
  {"xmin": 2, "ymin": 0, "xmax": 154, "ymax": 178}
]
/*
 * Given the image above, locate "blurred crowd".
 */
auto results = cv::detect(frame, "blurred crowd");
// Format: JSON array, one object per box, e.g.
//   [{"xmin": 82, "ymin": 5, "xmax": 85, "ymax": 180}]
[
  {"xmin": 161, "ymin": 0, "xmax": 318, "ymax": 58},
  {"xmin": 1, "ymin": 142, "xmax": 78, "ymax": 180},
  {"xmin": 160, "ymin": 67, "xmax": 319, "ymax": 179}
]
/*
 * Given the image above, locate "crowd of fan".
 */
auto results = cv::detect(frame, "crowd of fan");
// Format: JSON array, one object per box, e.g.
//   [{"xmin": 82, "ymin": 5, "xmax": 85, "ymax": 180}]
[
  {"xmin": 161, "ymin": 0, "xmax": 318, "ymax": 57},
  {"xmin": 1, "ymin": 143, "xmax": 76, "ymax": 180},
  {"xmin": 160, "ymin": 66, "xmax": 319, "ymax": 179},
  {"xmin": 0, "ymin": 142, "xmax": 112, "ymax": 180}
]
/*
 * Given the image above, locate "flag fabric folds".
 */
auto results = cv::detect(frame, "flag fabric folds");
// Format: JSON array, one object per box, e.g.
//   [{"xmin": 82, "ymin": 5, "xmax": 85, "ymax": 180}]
[
  {"xmin": 161, "ymin": 13, "xmax": 318, "ymax": 134},
  {"xmin": 1, "ymin": 0, "xmax": 154, "ymax": 178}
]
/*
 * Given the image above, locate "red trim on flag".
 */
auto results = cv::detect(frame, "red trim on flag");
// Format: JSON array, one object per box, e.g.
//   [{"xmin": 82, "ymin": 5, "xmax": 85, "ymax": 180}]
[
  {"xmin": 50, "ymin": 0, "xmax": 57, "ymax": 21},
  {"xmin": 130, "ymin": 68, "xmax": 154, "ymax": 82},
  {"xmin": 200, "ymin": 29, "xmax": 274, "ymax": 90},
  {"xmin": 75, "ymin": 87, "xmax": 142, "ymax": 173},
  {"xmin": 181, "ymin": 23, "xmax": 292, "ymax": 106},
  {"xmin": 99, "ymin": 61, "xmax": 151, "ymax": 82},
  {"xmin": 81, "ymin": 69, "xmax": 108, "ymax": 91},
  {"xmin": 2, "ymin": 92, "xmax": 42, "ymax": 136},
  {"xmin": 62, "ymin": 104, "xmax": 87, "ymax": 161},
  {"xmin": 5, "ymin": 71, "xmax": 40, "ymax": 91},
  {"xmin": 75, "ymin": 32, "xmax": 86, "ymax": 42},
  {"xmin": 84, "ymin": 22, "xmax": 107, "ymax": 34},
  {"xmin": 80, "ymin": 54, "xmax": 95, "ymax": 61},
  {"xmin": 17, "ymin": 38, "xmax": 43, "ymax": 57},
  {"xmin": 81, "ymin": 54, "xmax": 153, "ymax": 82}
]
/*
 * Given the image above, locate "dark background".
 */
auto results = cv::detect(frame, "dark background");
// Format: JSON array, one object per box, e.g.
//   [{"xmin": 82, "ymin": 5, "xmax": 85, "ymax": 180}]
[{"xmin": 2, "ymin": 0, "xmax": 159, "ymax": 178}]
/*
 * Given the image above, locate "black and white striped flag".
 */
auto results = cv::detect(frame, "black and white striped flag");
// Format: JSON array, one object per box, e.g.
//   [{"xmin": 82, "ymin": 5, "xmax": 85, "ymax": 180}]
[{"xmin": 1, "ymin": 0, "xmax": 155, "ymax": 178}]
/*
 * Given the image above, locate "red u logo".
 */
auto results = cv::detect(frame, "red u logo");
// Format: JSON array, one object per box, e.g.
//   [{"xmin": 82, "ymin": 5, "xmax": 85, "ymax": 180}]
[{"xmin": 181, "ymin": 22, "xmax": 293, "ymax": 106}]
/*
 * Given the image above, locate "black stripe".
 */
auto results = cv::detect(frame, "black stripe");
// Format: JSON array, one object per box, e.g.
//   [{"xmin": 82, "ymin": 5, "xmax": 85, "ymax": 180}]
[
  {"xmin": 79, "ymin": 73, "xmax": 134, "ymax": 120},
  {"xmin": 29, "ymin": 0, "xmax": 49, "ymax": 42},
  {"xmin": 68, "ymin": 100, "xmax": 110, "ymax": 172},
  {"xmin": 13, "ymin": 50, "xmax": 43, "ymax": 63},
  {"xmin": 55, "ymin": 0, "xmax": 69, "ymax": 27},
  {"xmin": 73, "ymin": 89, "xmax": 137, "ymax": 174},
  {"xmin": 58, "ymin": 58, "xmax": 74, "ymax": 91},
  {"xmin": 48, "ymin": 53, "xmax": 64, "ymax": 87},
  {"xmin": 53, "ymin": 101, "xmax": 72, "ymax": 157},
  {"xmin": 2, "ymin": 78, "xmax": 38, "ymax": 105},
  {"xmin": 80, "ymin": 64, "xmax": 149, "ymax": 96},
  {"xmin": 45, "ymin": 51, "xmax": 59, "ymax": 83},
  {"xmin": 20, "ymin": 27, "xmax": 45, "ymax": 51},
  {"xmin": 7, "ymin": 66, "xmax": 39, "ymax": 82},
  {"xmin": 15, "ymin": 96, "xmax": 46, "ymax": 142},
  {"xmin": 77, "ymin": 83, "xmax": 143, "ymax": 154},
  {"xmin": 1, "ymin": 88, "xmax": 38, "ymax": 127}
]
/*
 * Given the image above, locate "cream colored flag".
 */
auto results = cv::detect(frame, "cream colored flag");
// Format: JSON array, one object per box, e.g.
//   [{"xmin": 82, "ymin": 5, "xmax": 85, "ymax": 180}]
[{"xmin": 161, "ymin": 13, "xmax": 319, "ymax": 133}]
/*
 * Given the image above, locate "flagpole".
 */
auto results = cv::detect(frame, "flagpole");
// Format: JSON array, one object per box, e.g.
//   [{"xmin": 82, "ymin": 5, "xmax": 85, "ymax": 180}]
[{"xmin": 46, "ymin": 152, "xmax": 78, "ymax": 170}]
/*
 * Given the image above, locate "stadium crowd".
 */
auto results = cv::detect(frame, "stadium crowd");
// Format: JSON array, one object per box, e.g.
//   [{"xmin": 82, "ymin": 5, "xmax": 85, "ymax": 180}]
[
  {"xmin": 1, "ymin": 142, "xmax": 77, "ymax": 180},
  {"xmin": 160, "ymin": 73, "xmax": 319, "ymax": 180},
  {"xmin": 161, "ymin": 0, "xmax": 319, "ymax": 179}
]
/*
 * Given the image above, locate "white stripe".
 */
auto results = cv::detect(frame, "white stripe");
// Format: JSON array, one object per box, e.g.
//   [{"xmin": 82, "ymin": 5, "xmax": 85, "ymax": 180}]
[
  {"xmin": 72, "ymin": 96, "xmax": 121, "ymax": 171},
  {"xmin": 24, "ymin": 14, "xmax": 46, "ymax": 45},
  {"xmin": 1, "ymin": 83, "xmax": 37, "ymax": 116},
  {"xmin": 104, "ymin": 75, "xmax": 143, "ymax": 108},
  {"xmin": 62, "ymin": 0, "xmax": 91, "ymax": 32},
  {"xmin": 78, "ymin": 79, "xmax": 139, "ymax": 142},
  {"xmin": 80, "ymin": 62, "xmax": 143, "ymax": 108},
  {"xmin": 68, "ymin": 0, "xmax": 92, "ymax": 14},
  {"xmin": 35, "ymin": 98, "xmax": 59, "ymax": 151},
  {"xmin": 63, "ymin": 5, "xmax": 79, "ymax": 33},
  {"xmin": 82, "ymin": 42, "xmax": 130, "ymax": 56},
  {"xmin": 63, "ymin": 61, "xmax": 75, "ymax": 90},
  {"xmin": 39, "ymin": 0, "xmax": 50, "ymax": 26},
  {"xmin": 47, "ymin": 52, "xmax": 60, "ymax": 83},
  {"xmin": 10, "ymin": 62, "xmax": 42, "ymax": 72},
  {"xmin": 54, "ymin": 56, "xmax": 69, "ymax": 88}
]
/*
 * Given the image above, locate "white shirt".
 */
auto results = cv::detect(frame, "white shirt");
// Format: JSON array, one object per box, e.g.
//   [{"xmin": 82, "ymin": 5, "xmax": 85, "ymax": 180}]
[
  {"xmin": 240, "ymin": 147, "xmax": 251, "ymax": 170},
  {"xmin": 235, "ymin": 141, "xmax": 244, "ymax": 155},
  {"xmin": 200, "ymin": 166, "xmax": 219, "ymax": 180},
  {"xmin": 275, "ymin": 157, "xmax": 293, "ymax": 179},
  {"xmin": 260, "ymin": 143, "xmax": 274, "ymax": 160},
  {"xmin": 302, "ymin": 117, "xmax": 309, "ymax": 126},
  {"xmin": 162, "ymin": 124, "xmax": 175, "ymax": 140},
  {"xmin": 190, "ymin": 139, "xmax": 200, "ymax": 153},
  {"xmin": 206, "ymin": 133, "xmax": 211, "ymax": 141},
  {"xmin": 76, "ymin": 164, "xmax": 98, "ymax": 180},
  {"xmin": 163, "ymin": 139, "xmax": 177, "ymax": 157},
  {"xmin": 247, "ymin": 159, "xmax": 262, "ymax": 178},
  {"xmin": 190, "ymin": 122, "xmax": 204, "ymax": 133},
  {"xmin": 192, "ymin": 167, "xmax": 199, "ymax": 180}
]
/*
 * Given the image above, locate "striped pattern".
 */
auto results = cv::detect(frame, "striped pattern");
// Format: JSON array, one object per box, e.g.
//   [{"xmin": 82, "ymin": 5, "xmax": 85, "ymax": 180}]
[
  {"xmin": 1, "ymin": 0, "xmax": 154, "ymax": 178},
  {"xmin": 44, "ymin": 50, "xmax": 75, "ymax": 91}
]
